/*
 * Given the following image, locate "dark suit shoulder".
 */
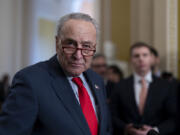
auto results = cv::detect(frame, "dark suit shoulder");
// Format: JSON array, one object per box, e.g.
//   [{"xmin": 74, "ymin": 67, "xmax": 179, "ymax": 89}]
[
  {"xmin": 86, "ymin": 69, "xmax": 103, "ymax": 79},
  {"xmin": 13, "ymin": 55, "xmax": 59, "ymax": 80},
  {"xmin": 11, "ymin": 57, "xmax": 55, "ymax": 90},
  {"xmin": 115, "ymin": 75, "xmax": 133, "ymax": 88},
  {"xmin": 14, "ymin": 60, "xmax": 48, "ymax": 78},
  {"xmin": 152, "ymin": 76, "xmax": 174, "ymax": 88},
  {"xmin": 109, "ymin": 76, "xmax": 132, "ymax": 100},
  {"xmin": 85, "ymin": 69, "xmax": 105, "ymax": 83}
]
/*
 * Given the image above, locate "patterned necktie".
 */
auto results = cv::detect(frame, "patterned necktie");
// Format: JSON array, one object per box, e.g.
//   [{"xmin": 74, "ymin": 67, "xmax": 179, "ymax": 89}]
[
  {"xmin": 139, "ymin": 78, "xmax": 148, "ymax": 115},
  {"xmin": 72, "ymin": 77, "xmax": 98, "ymax": 135}
]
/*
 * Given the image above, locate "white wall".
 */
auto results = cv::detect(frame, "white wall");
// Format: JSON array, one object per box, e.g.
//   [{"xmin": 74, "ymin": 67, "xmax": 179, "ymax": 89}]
[
  {"xmin": 0, "ymin": 0, "xmax": 22, "ymax": 79},
  {"xmin": 0, "ymin": 0, "xmax": 100, "ymax": 80}
]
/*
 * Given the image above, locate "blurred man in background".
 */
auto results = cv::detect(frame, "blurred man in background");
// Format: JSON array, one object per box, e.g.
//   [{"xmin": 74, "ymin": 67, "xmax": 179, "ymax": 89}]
[
  {"xmin": 110, "ymin": 42, "xmax": 177, "ymax": 135},
  {"xmin": 106, "ymin": 65, "xmax": 124, "ymax": 102},
  {"xmin": 91, "ymin": 54, "xmax": 107, "ymax": 79},
  {"xmin": 106, "ymin": 65, "xmax": 123, "ymax": 83}
]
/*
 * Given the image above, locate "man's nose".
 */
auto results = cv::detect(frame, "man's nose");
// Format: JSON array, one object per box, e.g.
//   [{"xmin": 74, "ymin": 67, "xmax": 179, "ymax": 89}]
[
  {"xmin": 73, "ymin": 49, "xmax": 83, "ymax": 59},
  {"xmin": 139, "ymin": 55, "xmax": 144, "ymax": 60}
]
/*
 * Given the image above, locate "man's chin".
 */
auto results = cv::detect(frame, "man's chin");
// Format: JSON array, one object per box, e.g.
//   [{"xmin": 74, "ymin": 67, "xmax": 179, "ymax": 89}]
[{"xmin": 66, "ymin": 69, "xmax": 85, "ymax": 77}]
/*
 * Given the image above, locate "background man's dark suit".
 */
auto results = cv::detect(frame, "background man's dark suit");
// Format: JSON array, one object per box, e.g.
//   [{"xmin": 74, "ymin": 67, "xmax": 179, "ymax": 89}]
[
  {"xmin": 0, "ymin": 56, "xmax": 111, "ymax": 135},
  {"xmin": 177, "ymin": 81, "xmax": 180, "ymax": 135},
  {"xmin": 110, "ymin": 75, "xmax": 177, "ymax": 135},
  {"xmin": 0, "ymin": 83, "xmax": 5, "ymax": 103}
]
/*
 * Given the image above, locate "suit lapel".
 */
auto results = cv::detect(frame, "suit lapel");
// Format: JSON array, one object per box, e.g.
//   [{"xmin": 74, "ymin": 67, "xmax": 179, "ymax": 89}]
[
  {"xmin": 127, "ymin": 76, "xmax": 141, "ymax": 117},
  {"xmin": 143, "ymin": 76, "xmax": 158, "ymax": 116},
  {"xmin": 48, "ymin": 56, "xmax": 91, "ymax": 135},
  {"xmin": 126, "ymin": 75, "xmax": 159, "ymax": 118}
]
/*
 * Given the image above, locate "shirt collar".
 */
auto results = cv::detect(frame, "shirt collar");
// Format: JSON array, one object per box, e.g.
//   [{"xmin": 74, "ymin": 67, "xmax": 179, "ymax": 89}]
[
  {"xmin": 67, "ymin": 74, "xmax": 84, "ymax": 82},
  {"xmin": 134, "ymin": 71, "xmax": 152, "ymax": 84}
]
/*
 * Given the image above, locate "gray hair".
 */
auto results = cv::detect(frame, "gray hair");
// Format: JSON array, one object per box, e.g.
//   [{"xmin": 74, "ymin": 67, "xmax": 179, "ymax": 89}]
[{"xmin": 56, "ymin": 12, "xmax": 99, "ymax": 38}]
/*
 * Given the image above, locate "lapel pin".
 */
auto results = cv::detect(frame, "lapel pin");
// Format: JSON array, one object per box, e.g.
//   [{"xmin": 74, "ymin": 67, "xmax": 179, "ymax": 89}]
[{"xmin": 95, "ymin": 84, "xmax": 100, "ymax": 89}]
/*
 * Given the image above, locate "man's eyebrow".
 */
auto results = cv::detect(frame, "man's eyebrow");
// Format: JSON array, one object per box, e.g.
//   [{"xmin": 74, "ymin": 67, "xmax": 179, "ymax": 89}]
[
  {"xmin": 81, "ymin": 41, "xmax": 92, "ymax": 43},
  {"xmin": 62, "ymin": 38, "xmax": 77, "ymax": 44},
  {"xmin": 80, "ymin": 41, "xmax": 94, "ymax": 45},
  {"xmin": 133, "ymin": 54, "xmax": 140, "ymax": 57},
  {"xmin": 63, "ymin": 38, "xmax": 76, "ymax": 42},
  {"xmin": 63, "ymin": 38, "xmax": 94, "ymax": 45}
]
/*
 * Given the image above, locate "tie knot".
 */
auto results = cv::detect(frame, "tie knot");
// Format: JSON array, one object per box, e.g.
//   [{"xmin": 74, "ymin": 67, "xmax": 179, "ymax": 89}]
[
  {"xmin": 140, "ymin": 78, "xmax": 146, "ymax": 83},
  {"xmin": 140, "ymin": 78, "xmax": 147, "ymax": 89},
  {"xmin": 72, "ymin": 77, "xmax": 83, "ymax": 87}
]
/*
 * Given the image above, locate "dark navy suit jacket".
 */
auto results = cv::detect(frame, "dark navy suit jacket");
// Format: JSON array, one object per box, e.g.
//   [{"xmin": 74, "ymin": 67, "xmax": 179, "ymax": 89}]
[{"xmin": 0, "ymin": 55, "xmax": 111, "ymax": 135}]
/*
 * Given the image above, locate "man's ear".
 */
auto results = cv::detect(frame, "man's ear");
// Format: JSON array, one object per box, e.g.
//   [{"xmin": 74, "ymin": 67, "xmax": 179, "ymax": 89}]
[
  {"xmin": 55, "ymin": 36, "xmax": 60, "ymax": 51},
  {"xmin": 55, "ymin": 36, "xmax": 58, "ymax": 43}
]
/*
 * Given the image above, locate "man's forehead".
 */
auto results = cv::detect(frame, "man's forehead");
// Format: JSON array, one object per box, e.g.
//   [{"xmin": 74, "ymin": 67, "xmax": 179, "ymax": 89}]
[
  {"xmin": 132, "ymin": 47, "xmax": 151, "ymax": 53},
  {"xmin": 60, "ymin": 20, "xmax": 96, "ymax": 42},
  {"xmin": 63, "ymin": 19, "xmax": 95, "ymax": 30}
]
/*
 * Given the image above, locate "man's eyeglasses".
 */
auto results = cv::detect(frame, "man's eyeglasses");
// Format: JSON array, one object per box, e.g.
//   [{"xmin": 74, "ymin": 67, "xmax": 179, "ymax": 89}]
[
  {"xmin": 62, "ymin": 46, "xmax": 96, "ymax": 56},
  {"xmin": 60, "ymin": 39, "xmax": 96, "ymax": 56}
]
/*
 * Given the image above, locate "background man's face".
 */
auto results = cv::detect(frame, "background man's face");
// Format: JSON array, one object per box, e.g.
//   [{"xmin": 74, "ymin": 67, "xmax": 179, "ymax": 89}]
[
  {"xmin": 131, "ymin": 47, "xmax": 153, "ymax": 75},
  {"xmin": 56, "ymin": 19, "xmax": 96, "ymax": 76},
  {"xmin": 91, "ymin": 57, "xmax": 107, "ymax": 78}
]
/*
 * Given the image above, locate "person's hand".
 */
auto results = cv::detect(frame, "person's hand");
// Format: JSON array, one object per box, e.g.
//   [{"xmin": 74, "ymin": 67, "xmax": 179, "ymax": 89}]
[
  {"xmin": 140, "ymin": 125, "xmax": 153, "ymax": 135},
  {"xmin": 124, "ymin": 123, "xmax": 133, "ymax": 135},
  {"xmin": 124, "ymin": 124, "xmax": 144, "ymax": 135},
  {"xmin": 124, "ymin": 124, "xmax": 153, "ymax": 135}
]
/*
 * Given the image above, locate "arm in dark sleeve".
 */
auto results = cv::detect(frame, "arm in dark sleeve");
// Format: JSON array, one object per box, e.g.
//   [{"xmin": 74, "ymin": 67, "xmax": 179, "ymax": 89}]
[
  {"xmin": 177, "ymin": 81, "xmax": 180, "ymax": 134},
  {"xmin": 101, "ymin": 79, "xmax": 113, "ymax": 135},
  {"xmin": 109, "ymin": 84, "xmax": 126, "ymax": 135},
  {"xmin": 0, "ymin": 71, "xmax": 38, "ymax": 135},
  {"xmin": 157, "ymin": 82, "xmax": 177, "ymax": 135}
]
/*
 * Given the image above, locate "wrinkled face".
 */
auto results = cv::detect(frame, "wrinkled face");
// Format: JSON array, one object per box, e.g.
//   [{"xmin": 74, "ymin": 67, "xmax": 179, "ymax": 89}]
[
  {"xmin": 56, "ymin": 19, "xmax": 96, "ymax": 76},
  {"xmin": 131, "ymin": 47, "xmax": 153, "ymax": 75},
  {"xmin": 91, "ymin": 57, "xmax": 107, "ymax": 78}
]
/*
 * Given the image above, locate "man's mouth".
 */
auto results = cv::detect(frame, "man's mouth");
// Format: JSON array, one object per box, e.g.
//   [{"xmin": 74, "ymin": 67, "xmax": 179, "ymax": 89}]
[{"xmin": 70, "ymin": 63, "xmax": 83, "ymax": 67}]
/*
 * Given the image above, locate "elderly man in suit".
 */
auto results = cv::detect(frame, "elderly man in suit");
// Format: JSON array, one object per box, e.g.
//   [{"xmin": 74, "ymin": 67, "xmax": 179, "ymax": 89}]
[
  {"xmin": 0, "ymin": 13, "xmax": 111, "ymax": 135},
  {"xmin": 110, "ymin": 42, "xmax": 177, "ymax": 135}
]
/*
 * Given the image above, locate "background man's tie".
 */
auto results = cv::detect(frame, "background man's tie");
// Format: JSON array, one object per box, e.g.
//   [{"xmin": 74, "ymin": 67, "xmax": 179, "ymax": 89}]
[
  {"xmin": 139, "ymin": 78, "xmax": 148, "ymax": 115},
  {"xmin": 72, "ymin": 77, "xmax": 98, "ymax": 135}
]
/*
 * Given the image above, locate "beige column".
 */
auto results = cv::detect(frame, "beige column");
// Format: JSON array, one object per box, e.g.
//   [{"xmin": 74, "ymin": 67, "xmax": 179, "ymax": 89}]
[
  {"xmin": 131, "ymin": 0, "xmax": 178, "ymax": 76},
  {"xmin": 130, "ymin": 0, "xmax": 153, "ymax": 45},
  {"xmin": 153, "ymin": 0, "xmax": 167, "ymax": 72},
  {"xmin": 153, "ymin": 0, "xmax": 178, "ymax": 76},
  {"xmin": 99, "ymin": 0, "xmax": 112, "ymax": 53},
  {"xmin": 166, "ymin": 0, "xmax": 178, "ymax": 76}
]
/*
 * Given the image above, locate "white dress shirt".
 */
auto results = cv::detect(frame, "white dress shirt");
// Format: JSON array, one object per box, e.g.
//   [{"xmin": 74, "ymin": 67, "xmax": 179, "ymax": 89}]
[{"xmin": 133, "ymin": 71, "xmax": 152, "ymax": 106}]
